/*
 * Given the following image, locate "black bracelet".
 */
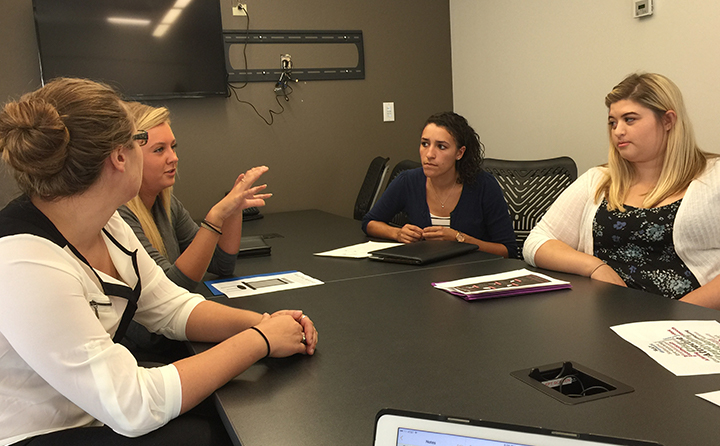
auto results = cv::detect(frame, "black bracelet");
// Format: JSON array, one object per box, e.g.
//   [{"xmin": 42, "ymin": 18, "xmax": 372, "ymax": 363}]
[
  {"xmin": 250, "ymin": 326, "xmax": 270, "ymax": 358},
  {"xmin": 200, "ymin": 219, "xmax": 222, "ymax": 235}
]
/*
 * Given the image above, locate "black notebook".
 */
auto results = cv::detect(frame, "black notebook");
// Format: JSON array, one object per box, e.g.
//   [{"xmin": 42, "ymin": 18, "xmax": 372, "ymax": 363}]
[{"xmin": 368, "ymin": 240, "xmax": 479, "ymax": 265}]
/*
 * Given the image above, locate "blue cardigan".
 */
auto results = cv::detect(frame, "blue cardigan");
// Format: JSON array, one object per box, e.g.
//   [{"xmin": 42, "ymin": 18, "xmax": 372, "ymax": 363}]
[{"xmin": 362, "ymin": 168, "xmax": 517, "ymax": 258}]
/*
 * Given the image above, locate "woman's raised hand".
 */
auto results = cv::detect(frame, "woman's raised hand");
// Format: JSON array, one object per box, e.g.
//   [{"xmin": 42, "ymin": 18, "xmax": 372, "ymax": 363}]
[{"xmin": 209, "ymin": 166, "xmax": 272, "ymax": 225}]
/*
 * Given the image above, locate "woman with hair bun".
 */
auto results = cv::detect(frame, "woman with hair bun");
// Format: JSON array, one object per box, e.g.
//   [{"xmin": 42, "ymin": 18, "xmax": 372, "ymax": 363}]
[
  {"xmin": 0, "ymin": 78, "xmax": 317, "ymax": 445},
  {"xmin": 524, "ymin": 73, "xmax": 720, "ymax": 307},
  {"xmin": 362, "ymin": 111, "xmax": 517, "ymax": 258}
]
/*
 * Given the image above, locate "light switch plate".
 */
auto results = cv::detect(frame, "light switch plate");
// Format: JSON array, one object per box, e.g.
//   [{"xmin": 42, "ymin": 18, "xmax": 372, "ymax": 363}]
[{"xmin": 383, "ymin": 102, "xmax": 395, "ymax": 122}]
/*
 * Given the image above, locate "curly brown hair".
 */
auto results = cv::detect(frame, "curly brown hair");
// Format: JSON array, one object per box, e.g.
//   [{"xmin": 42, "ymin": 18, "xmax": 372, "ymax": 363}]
[{"xmin": 423, "ymin": 111, "xmax": 485, "ymax": 185}]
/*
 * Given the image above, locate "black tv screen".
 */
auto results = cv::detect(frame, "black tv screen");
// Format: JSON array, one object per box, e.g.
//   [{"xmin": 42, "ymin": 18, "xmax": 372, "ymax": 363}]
[{"xmin": 33, "ymin": 0, "xmax": 228, "ymax": 100}]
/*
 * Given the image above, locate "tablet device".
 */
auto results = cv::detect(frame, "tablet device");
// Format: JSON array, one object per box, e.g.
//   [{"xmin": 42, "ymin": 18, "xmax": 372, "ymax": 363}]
[
  {"xmin": 237, "ymin": 235, "xmax": 271, "ymax": 257},
  {"xmin": 368, "ymin": 240, "xmax": 480, "ymax": 265},
  {"xmin": 374, "ymin": 409, "xmax": 662, "ymax": 446}
]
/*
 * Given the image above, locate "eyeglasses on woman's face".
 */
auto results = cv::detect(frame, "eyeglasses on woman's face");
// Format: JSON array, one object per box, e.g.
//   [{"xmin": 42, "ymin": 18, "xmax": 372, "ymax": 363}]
[{"xmin": 132, "ymin": 130, "xmax": 148, "ymax": 146}]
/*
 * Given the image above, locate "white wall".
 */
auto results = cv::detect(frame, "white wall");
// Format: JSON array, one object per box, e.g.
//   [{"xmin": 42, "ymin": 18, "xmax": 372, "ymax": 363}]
[{"xmin": 450, "ymin": 0, "xmax": 720, "ymax": 174}]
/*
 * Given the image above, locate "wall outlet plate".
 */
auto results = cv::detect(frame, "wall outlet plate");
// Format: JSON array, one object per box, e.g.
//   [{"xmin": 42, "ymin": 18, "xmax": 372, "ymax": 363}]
[
  {"xmin": 633, "ymin": 0, "xmax": 653, "ymax": 18},
  {"xmin": 232, "ymin": 2, "xmax": 247, "ymax": 16}
]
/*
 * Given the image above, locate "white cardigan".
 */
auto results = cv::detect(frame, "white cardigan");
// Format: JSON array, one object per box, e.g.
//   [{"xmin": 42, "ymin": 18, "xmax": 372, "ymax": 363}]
[{"xmin": 524, "ymin": 158, "xmax": 720, "ymax": 286}]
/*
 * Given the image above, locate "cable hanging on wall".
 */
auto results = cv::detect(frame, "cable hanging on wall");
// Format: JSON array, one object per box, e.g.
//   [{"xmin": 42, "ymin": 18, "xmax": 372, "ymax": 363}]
[{"xmin": 226, "ymin": 5, "xmax": 292, "ymax": 126}]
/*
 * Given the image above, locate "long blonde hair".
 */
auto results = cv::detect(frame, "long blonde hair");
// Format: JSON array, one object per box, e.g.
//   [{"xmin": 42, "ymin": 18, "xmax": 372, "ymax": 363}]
[
  {"xmin": 596, "ymin": 73, "xmax": 711, "ymax": 211},
  {"xmin": 124, "ymin": 102, "xmax": 172, "ymax": 257}
]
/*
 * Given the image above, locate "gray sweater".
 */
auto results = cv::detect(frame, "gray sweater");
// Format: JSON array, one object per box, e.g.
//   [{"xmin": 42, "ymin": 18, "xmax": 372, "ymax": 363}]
[{"xmin": 118, "ymin": 195, "xmax": 236, "ymax": 291}]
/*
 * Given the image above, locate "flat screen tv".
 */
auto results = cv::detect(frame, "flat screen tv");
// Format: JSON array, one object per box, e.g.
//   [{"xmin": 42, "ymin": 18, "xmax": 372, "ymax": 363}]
[{"xmin": 32, "ymin": 0, "xmax": 228, "ymax": 100}]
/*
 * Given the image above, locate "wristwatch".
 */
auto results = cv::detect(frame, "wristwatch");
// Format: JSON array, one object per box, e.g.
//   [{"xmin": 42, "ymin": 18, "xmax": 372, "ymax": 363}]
[{"xmin": 455, "ymin": 231, "xmax": 466, "ymax": 243}]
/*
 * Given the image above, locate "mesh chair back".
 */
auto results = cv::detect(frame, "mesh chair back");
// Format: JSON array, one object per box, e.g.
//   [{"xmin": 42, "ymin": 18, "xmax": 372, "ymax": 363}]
[
  {"xmin": 387, "ymin": 159, "xmax": 422, "ymax": 185},
  {"xmin": 483, "ymin": 156, "xmax": 577, "ymax": 258},
  {"xmin": 385, "ymin": 160, "xmax": 421, "ymax": 226},
  {"xmin": 354, "ymin": 156, "xmax": 390, "ymax": 220}
]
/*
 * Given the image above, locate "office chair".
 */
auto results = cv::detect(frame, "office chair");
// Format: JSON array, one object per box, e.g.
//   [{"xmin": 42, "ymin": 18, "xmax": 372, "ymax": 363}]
[
  {"xmin": 482, "ymin": 156, "xmax": 577, "ymax": 259},
  {"xmin": 385, "ymin": 159, "xmax": 422, "ymax": 226},
  {"xmin": 354, "ymin": 156, "xmax": 390, "ymax": 220},
  {"xmin": 387, "ymin": 159, "xmax": 422, "ymax": 185}
]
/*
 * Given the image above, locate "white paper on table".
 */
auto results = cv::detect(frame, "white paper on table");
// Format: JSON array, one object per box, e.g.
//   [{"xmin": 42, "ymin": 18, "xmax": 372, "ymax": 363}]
[
  {"xmin": 313, "ymin": 241, "xmax": 402, "ymax": 258},
  {"xmin": 610, "ymin": 320, "xmax": 720, "ymax": 376},
  {"xmin": 206, "ymin": 271, "xmax": 323, "ymax": 298},
  {"xmin": 697, "ymin": 390, "xmax": 720, "ymax": 406}
]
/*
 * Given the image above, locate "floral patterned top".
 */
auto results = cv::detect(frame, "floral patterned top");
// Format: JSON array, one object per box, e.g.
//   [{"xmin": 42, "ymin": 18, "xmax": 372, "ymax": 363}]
[{"xmin": 592, "ymin": 199, "xmax": 700, "ymax": 299}]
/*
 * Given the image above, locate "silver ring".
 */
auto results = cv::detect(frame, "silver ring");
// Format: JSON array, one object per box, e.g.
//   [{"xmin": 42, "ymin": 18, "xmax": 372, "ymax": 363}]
[{"xmin": 300, "ymin": 315, "xmax": 306, "ymax": 320}]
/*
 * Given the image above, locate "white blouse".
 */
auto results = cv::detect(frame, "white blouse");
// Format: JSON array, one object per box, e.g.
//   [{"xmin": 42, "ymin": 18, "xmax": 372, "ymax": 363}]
[{"xmin": 0, "ymin": 211, "xmax": 205, "ymax": 444}]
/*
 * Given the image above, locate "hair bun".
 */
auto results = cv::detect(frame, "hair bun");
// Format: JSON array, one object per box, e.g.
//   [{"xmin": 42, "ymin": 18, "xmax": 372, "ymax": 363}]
[{"xmin": 0, "ymin": 98, "xmax": 70, "ymax": 178}]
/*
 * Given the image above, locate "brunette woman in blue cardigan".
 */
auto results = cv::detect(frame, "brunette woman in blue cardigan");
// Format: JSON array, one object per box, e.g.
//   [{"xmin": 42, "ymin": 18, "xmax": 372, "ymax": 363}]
[{"xmin": 363, "ymin": 112, "xmax": 517, "ymax": 258}]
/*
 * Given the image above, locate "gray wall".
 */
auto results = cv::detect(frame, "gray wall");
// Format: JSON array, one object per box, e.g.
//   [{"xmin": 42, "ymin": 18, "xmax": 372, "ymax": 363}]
[
  {"xmin": 450, "ymin": 0, "xmax": 720, "ymax": 175},
  {"xmin": 0, "ymin": 0, "xmax": 453, "ymax": 219}
]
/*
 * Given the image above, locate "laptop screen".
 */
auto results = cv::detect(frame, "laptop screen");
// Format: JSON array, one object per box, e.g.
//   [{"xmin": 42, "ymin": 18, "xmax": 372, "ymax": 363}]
[
  {"xmin": 397, "ymin": 427, "xmax": 532, "ymax": 446},
  {"xmin": 375, "ymin": 409, "xmax": 662, "ymax": 446}
]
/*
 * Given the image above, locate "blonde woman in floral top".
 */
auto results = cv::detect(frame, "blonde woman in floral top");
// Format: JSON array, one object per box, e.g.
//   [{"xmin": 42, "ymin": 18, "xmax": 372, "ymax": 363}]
[{"xmin": 524, "ymin": 73, "xmax": 720, "ymax": 308}]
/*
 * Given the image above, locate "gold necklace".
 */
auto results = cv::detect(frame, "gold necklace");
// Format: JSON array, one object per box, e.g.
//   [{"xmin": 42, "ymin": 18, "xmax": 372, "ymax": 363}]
[{"xmin": 429, "ymin": 180, "xmax": 457, "ymax": 208}]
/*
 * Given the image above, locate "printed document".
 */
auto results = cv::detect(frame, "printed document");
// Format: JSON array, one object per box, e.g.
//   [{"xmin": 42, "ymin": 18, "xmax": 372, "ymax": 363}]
[
  {"xmin": 697, "ymin": 390, "xmax": 720, "ymax": 407},
  {"xmin": 205, "ymin": 271, "xmax": 323, "ymax": 298},
  {"xmin": 611, "ymin": 320, "xmax": 720, "ymax": 376},
  {"xmin": 314, "ymin": 241, "xmax": 402, "ymax": 258}
]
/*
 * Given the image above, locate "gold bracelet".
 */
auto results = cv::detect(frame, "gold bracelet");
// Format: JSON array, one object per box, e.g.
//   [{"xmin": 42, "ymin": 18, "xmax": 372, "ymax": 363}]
[{"xmin": 589, "ymin": 262, "xmax": 607, "ymax": 277}]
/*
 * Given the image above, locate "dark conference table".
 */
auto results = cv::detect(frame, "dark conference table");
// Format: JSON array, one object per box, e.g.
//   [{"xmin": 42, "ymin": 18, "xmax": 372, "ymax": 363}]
[{"xmin": 196, "ymin": 210, "xmax": 720, "ymax": 446}]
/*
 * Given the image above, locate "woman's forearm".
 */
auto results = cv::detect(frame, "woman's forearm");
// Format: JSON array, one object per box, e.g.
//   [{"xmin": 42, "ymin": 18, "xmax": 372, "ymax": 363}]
[
  {"xmin": 216, "ymin": 212, "xmax": 243, "ymax": 255},
  {"xmin": 173, "ymin": 225, "xmax": 223, "ymax": 282},
  {"xmin": 534, "ymin": 240, "xmax": 603, "ymax": 276},
  {"xmin": 462, "ymin": 233, "xmax": 508, "ymax": 258},
  {"xmin": 175, "ymin": 328, "xmax": 266, "ymax": 413},
  {"xmin": 184, "ymin": 301, "xmax": 262, "ymax": 342},
  {"xmin": 366, "ymin": 220, "xmax": 401, "ymax": 241},
  {"xmin": 681, "ymin": 275, "xmax": 720, "ymax": 310}
]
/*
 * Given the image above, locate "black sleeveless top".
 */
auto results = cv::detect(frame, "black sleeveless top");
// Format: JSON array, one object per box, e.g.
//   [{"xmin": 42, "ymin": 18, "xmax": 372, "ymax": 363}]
[{"xmin": 592, "ymin": 198, "xmax": 700, "ymax": 299}]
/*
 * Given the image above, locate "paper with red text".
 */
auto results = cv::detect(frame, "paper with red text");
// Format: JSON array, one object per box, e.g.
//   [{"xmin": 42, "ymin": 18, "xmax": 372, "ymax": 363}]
[{"xmin": 611, "ymin": 320, "xmax": 720, "ymax": 376}]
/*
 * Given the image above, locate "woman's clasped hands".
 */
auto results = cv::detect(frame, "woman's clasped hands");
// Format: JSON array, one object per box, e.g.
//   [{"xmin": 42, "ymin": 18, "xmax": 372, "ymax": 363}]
[
  {"xmin": 255, "ymin": 310, "xmax": 318, "ymax": 356},
  {"xmin": 395, "ymin": 224, "xmax": 457, "ymax": 243}
]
